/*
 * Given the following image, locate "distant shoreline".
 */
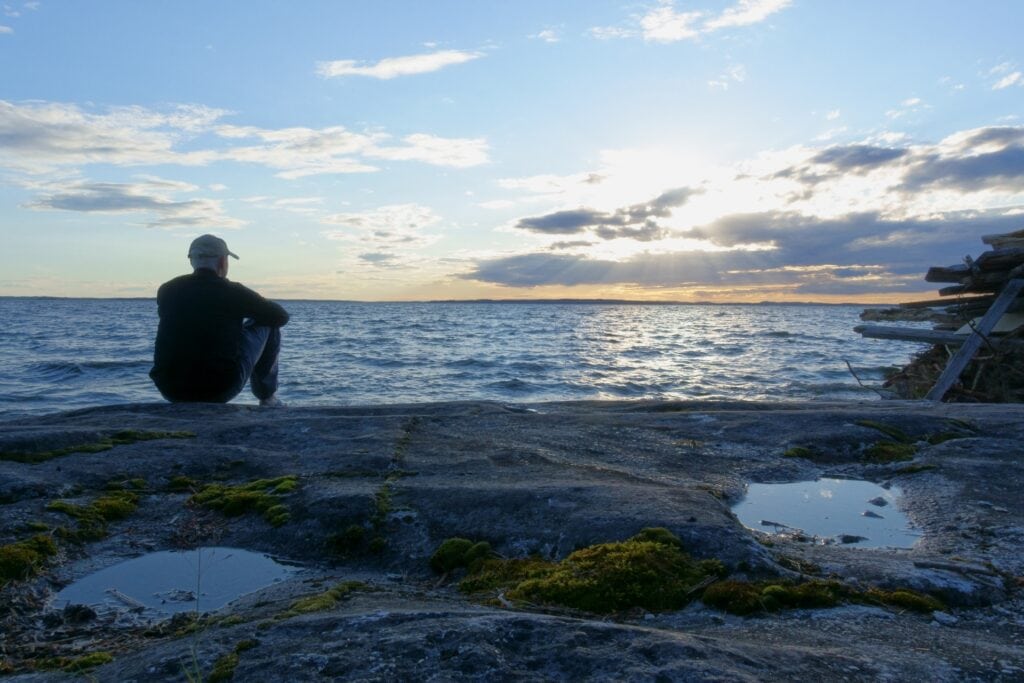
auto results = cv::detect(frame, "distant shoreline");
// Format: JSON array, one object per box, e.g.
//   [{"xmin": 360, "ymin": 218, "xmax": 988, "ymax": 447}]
[{"xmin": 0, "ymin": 296, "xmax": 885, "ymax": 307}]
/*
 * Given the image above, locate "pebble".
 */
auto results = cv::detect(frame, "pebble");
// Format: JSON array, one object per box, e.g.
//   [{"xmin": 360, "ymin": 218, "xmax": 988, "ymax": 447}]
[{"xmin": 932, "ymin": 611, "xmax": 958, "ymax": 626}]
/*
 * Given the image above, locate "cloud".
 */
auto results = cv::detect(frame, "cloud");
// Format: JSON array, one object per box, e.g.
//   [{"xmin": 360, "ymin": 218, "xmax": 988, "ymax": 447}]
[
  {"xmin": 770, "ymin": 127, "xmax": 1024, "ymax": 195},
  {"xmin": 598, "ymin": 0, "xmax": 791, "ymax": 43},
  {"xmin": 316, "ymin": 49, "xmax": 483, "ymax": 79},
  {"xmin": 0, "ymin": 24, "xmax": 11, "ymax": 33},
  {"xmin": 25, "ymin": 179, "xmax": 243, "ymax": 229},
  {"xmin": 709, "ymin": 65, "xmax": 747, "ymax": 90},
  {"xmin": 514, "ymin": 186, "xmax": 701, "ymax": 241},
  {"xmin": 322, "ymin": 203, "xmax": 442, "ymax": 246},
  {"xmin": 465, "ymin": 209, "xmax": 1024, "ymax": 294},
  {"xmin": 366, "ymin": 133, "xmax": 489, "ymax": 168},
  {"xmin": 0, "ymin": 100, "xmax": 223, "ymax": 173},
  {"xmin": 994, "ymin": 71, "xmax": 1023, "ymax": 90},
  {"xmin": 530, "ymin": 29, "xmax": 560, "ymax": 43},
  {"xmin": 705, "ymin": 0, "xmax": 792, "ymax": 30},
  {"xmin": 0, "ymin": 100, "xmax": 489, "ymax": 178},
  {"xmin": 641, "ymin": 4, "xmax": 702, "ymax": 42}
]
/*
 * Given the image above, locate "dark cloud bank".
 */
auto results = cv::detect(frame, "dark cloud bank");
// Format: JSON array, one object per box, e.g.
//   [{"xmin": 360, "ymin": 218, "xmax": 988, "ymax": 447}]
[{"xmin": 468, "ymin": 127, "xmax": 1024, "ymax": 296}]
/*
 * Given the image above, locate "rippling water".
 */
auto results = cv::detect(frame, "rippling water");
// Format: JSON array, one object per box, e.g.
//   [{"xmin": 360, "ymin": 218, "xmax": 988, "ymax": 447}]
[{"xmin": 0, "ymin": 298, "xmax": 931, "ymax": 417}]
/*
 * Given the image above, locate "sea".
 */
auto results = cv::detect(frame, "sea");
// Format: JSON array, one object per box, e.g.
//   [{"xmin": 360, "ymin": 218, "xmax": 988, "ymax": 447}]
[{"xmin": 0, "ymin": 298, "xmax": 932, "ymax": 418}]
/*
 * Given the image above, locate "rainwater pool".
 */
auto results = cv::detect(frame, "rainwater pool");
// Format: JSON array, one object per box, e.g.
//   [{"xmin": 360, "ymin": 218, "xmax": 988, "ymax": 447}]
[{"xmin": 732, "ymin": 478, "xmax": 921, "ymax": 548}]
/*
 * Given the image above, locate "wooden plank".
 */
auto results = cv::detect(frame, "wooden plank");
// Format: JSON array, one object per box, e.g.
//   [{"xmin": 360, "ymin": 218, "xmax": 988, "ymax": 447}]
[
  {"xmin": 975, "ymin": 247, "xmax": 1024, "ymax": 271},
  {"xmin": 925, "ymin": 264, "xmax": 969, "ymax": 283},
  {"xmin": 854, "ymin": 324, "xmax": 1024, "ymax": 348},
  {"xmin": 982, "ymin": 229, "xmax": 1024, "ymax": 248},
  {"xmin": 925, "ymin": 278, "xmax": 1024, "ymax": 401},
  {"xmin": 898, "ymin": 294, "xmax": 994, "ymax": 309},
  {"xmin": 854, "ymin": 325, "xmax": 967, "ymax": 345}
]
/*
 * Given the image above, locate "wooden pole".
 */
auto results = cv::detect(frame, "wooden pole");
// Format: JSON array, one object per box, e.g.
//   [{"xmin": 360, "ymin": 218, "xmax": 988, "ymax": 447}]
[{"xmin": 925, "ymin": 278, "xmax": 1024, "ymax": 401}]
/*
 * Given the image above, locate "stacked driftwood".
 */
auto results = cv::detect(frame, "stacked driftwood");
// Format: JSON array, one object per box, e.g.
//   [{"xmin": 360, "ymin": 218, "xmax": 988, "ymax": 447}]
[{"xmin": 856, "ymin": 228, "xmax": 1024, "ymax": 402}]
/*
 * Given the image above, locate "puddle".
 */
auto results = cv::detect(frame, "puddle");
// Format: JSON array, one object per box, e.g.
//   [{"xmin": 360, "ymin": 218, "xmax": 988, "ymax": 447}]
[
  {"xmin": 54, "ymin": 547, "xmax": 297, "ymax": 615},
  {"xmin": 732, "ymin": 478, "xmax": 921, "ymax": 548}
]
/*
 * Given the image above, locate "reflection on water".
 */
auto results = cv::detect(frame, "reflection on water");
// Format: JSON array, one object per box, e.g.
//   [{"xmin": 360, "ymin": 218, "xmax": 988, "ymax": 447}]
[
  {"xmin": 0, "ymin": 299, "xmax": 934, "ymax": 417},
  {"xmin": 732, "ymin": 478, "xmax": 921, "ymax": 548},
  {"xmin": 54, "ymin": 547, "xmax": 295, "ymax": 615}
]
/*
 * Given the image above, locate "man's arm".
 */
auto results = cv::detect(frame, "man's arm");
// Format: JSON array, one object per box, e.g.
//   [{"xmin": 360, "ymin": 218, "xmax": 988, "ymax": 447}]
[{"xmin": 232, "ymin": 282, "xmax": 290, "ymax": 327}]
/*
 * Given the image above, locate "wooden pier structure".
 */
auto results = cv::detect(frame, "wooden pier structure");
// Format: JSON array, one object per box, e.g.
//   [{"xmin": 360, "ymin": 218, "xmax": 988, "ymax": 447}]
[{"xmin": 855, "ymin": 229, "xmax": 1024, "ymax": 401}]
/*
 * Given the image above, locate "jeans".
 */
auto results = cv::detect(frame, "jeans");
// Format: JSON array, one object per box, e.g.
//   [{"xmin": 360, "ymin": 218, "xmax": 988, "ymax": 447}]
[{"xmin": 234, "ymin": 321, "xmax": 281, "ymax": 401}]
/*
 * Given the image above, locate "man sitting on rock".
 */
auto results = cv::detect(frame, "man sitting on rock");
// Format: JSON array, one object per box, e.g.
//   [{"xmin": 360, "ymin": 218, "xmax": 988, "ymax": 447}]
[{"xmin": 150, "ymin": 234, "xmax": 289, "ymax": 407}]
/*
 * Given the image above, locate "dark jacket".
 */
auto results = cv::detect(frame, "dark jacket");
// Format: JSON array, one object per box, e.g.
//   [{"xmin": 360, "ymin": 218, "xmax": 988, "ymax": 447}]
[{"xmin": 150, "ymin": 269, "xmax": 289, "ymax": 401}]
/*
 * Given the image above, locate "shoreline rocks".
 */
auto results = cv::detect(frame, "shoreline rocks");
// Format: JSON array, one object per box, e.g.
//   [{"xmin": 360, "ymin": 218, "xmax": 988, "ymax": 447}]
[{"xmin": 2, "ymin": 399, "xmax": 1023, "ymax": 680}]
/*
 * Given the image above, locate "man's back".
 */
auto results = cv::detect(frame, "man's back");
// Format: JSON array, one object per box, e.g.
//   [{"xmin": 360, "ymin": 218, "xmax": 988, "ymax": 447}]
[{"xmin": 150, "ymin": 269, "xmax": 288, "ymax": 402}]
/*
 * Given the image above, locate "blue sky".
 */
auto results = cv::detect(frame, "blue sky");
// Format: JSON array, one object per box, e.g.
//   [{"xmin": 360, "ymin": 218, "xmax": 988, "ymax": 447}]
[{"xmin": 2, "ymin": 1, "xmax": 1023, "ymax": 301}]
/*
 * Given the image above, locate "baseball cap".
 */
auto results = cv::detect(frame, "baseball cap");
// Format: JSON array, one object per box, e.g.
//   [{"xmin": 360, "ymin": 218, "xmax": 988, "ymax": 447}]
[{"xmin": 188, "ymin": 234, "xmax": 239, "ymax": 260}]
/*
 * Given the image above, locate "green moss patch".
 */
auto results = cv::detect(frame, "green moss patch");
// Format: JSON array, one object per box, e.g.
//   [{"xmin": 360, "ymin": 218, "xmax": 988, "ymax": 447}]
[
  {"xmin": 701, "ymin": 579, "xmax": 944, "ymax": 615},
  {"xmin": 190, "ymin": 476, "xmax": 297, "ymax": 527},
  {"xmin": 0, "ymin": 534, "xmax": 58, "ymax": 585},
  {"xmin": 452, "ymin": 528, "xmax": 726, "ymax": 614},
  {"xmin": 281, "ymin": 581, "xmax": 365, "ymax": 618},
  {"xmin": 208, "ymin": 639, "xmax": 258, "ymax": 682},
  {"xmin": 430, "ymin": 538, "xmax": 493, "ymax": 574},
  {"xmin": 47, "ymin": 490, "xmax": 139, "ymax": 543},
  {"xmin": 854, "ymin": 420, "xmax": 913, "ymax": 443},
  {"xmin": 0, "ymin": 430, "xmax": 194, "ymax": 464},
  {"xmin": 862, "ymin": 440, "xmax": 917, "ymax": 463}
]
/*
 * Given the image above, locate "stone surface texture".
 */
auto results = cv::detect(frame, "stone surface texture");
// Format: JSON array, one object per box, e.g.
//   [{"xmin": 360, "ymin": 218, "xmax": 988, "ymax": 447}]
[{"xmin": 2, "ymin": 400, "xmax": 1024, "ymax": 681}]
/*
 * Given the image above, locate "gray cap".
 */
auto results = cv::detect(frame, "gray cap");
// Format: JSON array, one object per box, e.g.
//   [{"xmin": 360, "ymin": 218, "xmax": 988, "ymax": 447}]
[{"xmin": 188, "ymin": 234, "xmax": 239, "ymax": 260}]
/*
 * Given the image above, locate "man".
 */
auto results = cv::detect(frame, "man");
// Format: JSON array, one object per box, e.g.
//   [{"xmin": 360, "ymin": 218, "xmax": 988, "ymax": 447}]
[{"xmin": 150, "ymin": 234, "xmax": 289, "ymax": 406}]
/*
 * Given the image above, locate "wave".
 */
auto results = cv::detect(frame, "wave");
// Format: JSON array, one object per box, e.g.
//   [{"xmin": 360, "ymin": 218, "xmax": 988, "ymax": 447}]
[
  {"xmin": 485, "ymin": 378, "xmax": 536, "ymax": 392},
  {"xmin": 27, "ymin": 359, "xmax": 151, "ymax": 379}
]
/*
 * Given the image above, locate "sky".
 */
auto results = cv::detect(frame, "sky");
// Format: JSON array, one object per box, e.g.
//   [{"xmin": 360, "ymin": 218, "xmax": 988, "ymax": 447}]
[{"xmin": 1, "ymin": 0, "xmax": 1023, "ymax": 302}]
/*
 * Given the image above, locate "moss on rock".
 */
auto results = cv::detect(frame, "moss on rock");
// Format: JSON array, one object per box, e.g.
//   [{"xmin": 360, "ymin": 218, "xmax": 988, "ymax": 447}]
[
  {"xmin": 429, "ymin": 538, "xmax": 493, "ymax": 574},
  {"xmin": 863, "ymin": 441, "xmax": 917, "ymax": 463},
  {"xmin": 452, "ymin": 528, "xmax": 726, "ymax": 614},
  {"xmin": 0, "ymin": 430, "xmax": 194, "ymax": 464},
  {"xmin": 0, "ymin": 534, "xmax": 58, "ymax": 584},
  {"xmin": 282, "ymin": 581, "xmax": 365, "ymax": 618},
  {"xmin": 702, "ymin": 579, "xmax": 943, "ymax": 616},
  {"xmin": 46, "ymin": 490, "xmax": 139, "ymax": 543},
  {"xmin": 190, "ymin": 476, "xmax": 297, "ymax": 527}
]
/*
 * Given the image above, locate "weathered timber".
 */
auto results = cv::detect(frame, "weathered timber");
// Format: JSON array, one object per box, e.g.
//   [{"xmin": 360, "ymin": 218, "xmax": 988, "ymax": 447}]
[
  {"xmin": 982, "ymin": 229, "xmax": 1024, "ymax": 249},
  {"xmin": 898, "ymin": 294, "xmax": 996, "ymax": 309},
  {"xmin": 854, "ymin": 325, "xmax": 1024, "ymax": 348},
  {"xmin": 925, "ymin": 279, "xmax": 1024, "ymax": 401},
  {"xmin": 975, "ymin": 247, "xmax": 1024, "ymax": 271},
  {"xmin": 925, "ymin": 264, "xmax": 971, "ymax": 283}
]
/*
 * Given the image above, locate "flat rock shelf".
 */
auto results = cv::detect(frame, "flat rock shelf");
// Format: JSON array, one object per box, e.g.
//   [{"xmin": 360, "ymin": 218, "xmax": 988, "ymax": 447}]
[{"xmin": 1, "ymin": 400, "xmax": 1023, "ymax": 681}]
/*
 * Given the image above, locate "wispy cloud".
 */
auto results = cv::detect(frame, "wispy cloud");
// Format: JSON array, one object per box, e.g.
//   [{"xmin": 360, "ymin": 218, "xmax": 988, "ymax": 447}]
[
  {"xmin": 316, "ymin": 49, "xmax": 483, "ymax": 80},
  {"xmin": 593, "ymin": 0, "xmax": 791, "ymax": 43},
  {"xmin": 0, "ymin": 100, "xmax": 490, "ymax": 178},
  {"xmin": 994, "ymin": 72, "xmax": 1023, "ymax": 90},
  {"xmin": 708, "ymin": 65, "xmax": 747, "ymax": 90},
  {"xmin": 703, "ymin": 0, "xmax": 792, "ymax": 31},
  {"xmin": 322, "ymin": 203, "xmax": 445, "ymax": 270},
  {"xmin": 0, "ymin": 24, "xmax": 12, "ymax": 34},
  {"xmin": 24, "ymin": 178, "xmax": 243, "ymax": 230},
  {"xmin": 530, "ymin": 29, "xmax": 560, "ymax": 43},
  {"xmin": 322, "ymin": 203, "xmax": 442, "ymax": 245}
]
